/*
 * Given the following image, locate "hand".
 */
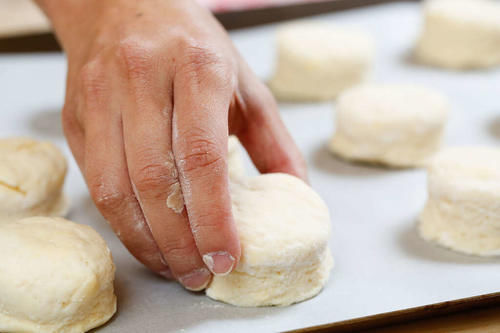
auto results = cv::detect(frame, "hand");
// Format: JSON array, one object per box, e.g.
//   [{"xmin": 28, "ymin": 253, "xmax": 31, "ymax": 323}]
[{"xmin": 39, "ymin": 0, "xmax": 306, "ymax": 290}]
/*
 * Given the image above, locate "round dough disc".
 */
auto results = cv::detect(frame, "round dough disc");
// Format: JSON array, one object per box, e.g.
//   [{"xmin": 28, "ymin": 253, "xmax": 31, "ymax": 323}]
[
  {"xmin": 269, "ymin": 22, "xmax": 374, "ymax": 101},
  {"xmin": 228, "ymin": 135, "xmax": 246, "ymax": 181},
  {"xmin": 0, "ymin": 217, "xmax": 116, "ymax": 332},
  {"xmin": 329, "ymin": 84, "xmax": 449, "ymax": 167},
  {"xmin": 0, "ymin": 137, "xmax": 68, "ymax": 219},
  {"xmin": 419, "ymin": 147, "xmax": 500, "ymax": 256},
  {"xmin": 206, "ymin": 173, "xmax": 333, "ymax": 307},
  {"xmin": 415, "ymin": 0, "xmax": 500, "ymax": 69}
]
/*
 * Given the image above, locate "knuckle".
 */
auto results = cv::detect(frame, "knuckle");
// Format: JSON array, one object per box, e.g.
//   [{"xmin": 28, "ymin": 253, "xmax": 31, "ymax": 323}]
[
  {"xmin": 115, "ymin": 36, "xmax": 155, "ymax": 79},
  {"xmin": 177, "ymin": 135, "xmax": 224, "ymax": 174},
  {"xmin": 178, "ymin": 43, "xmax": 236, "ymax": 88},
  {"xmin": 133, "ymin": 161, "xmax": 175, "ymax": 198},
  {"xmin": 79, "ymin": 60, "xmax": 107, "ymax": 102},
  {"xmin": 162, "ymin": 237, "xmax": 197, "ymax": 262},
  {"xmin": 89, "ymin": 181, "xmax": 129, "ymax": 214},
  {"xmin": 181, "ymin": 45, "xmax": 220, "ymax": 70},
  {"xmin": 170, "ymin": 30, "xmax": 195, "ymax": 51}
]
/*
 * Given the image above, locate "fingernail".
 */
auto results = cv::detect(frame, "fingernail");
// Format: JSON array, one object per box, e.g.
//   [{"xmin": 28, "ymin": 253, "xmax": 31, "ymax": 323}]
[
  {"xmin": 203, "ymin": 251, "xmax": 235, "ymax": 276},
  {"xmin": 178, "ymin": 268, "xmax": 211, "ymax": 291}
]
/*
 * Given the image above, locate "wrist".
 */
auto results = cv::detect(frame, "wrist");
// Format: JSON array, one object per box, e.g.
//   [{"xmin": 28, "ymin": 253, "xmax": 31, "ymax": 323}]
[
  {"xmin": 35, "ymin": 0, "xmax": 207, "ymax": 57},
  {"xmin": 35, "ymin": 0, "xmax": 101, "ymax": 53}
]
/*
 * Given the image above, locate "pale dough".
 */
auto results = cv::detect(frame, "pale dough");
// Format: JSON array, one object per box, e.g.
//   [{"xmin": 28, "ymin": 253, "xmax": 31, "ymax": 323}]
[
  {"xmin": 419, "ymin": 147, "xmax": 500, "ymax": 256},
  {"xmin": 0, "ymin": 217, "xmax": 116, "ymax": 332},
  {"xmin": 206, "ymin": 173, "xmax": 333, "ymax": 307},
  {"xmin": 269, "ymin": 22, "xmax": 374, "ymax": 101},
  {"xmin": 329, "ymin": 84, "xmax": 449, "ymax": 167},
  {"xmin": 415, "ymin": 0, "xmax": 500, "ymax": 69},
  {"xmin": 228, "ymin": 135, "xmax": 246, "ymax": 181},
  {"xmin": 0, "ymin": 137, "xmax": 68, "ymax": 219}
]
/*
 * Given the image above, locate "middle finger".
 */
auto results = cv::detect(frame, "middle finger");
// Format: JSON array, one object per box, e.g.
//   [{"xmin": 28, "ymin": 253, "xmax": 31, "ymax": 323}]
[{"xmin": 120, "ymin": 54, "xmax": 211, "ymax": 291}]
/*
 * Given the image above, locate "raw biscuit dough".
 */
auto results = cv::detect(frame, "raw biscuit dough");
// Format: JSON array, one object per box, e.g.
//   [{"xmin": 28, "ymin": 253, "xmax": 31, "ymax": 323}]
[
  {"xmin": 329, "ymin": 84, "xmax": 449, "ymax": 167},
  {"xmin": 0, "ymin": 137, "xmax": 68, "ymax": 219},
  {"xmin": 206, "ymin": 173, "xmax": 333, "ymax": 307},
  {"xmin": 269, "ymin": 22, "xmax": 374, "ymax": 101},
  {"xmin": 415, "ymin": 0, "xmax": 500, "ymax": 69},
  {"xmin": 419, "ymin": 147, "xmax": 500, "ymax": 256},
  {"xmin": 228, "ymin": 136, "xmax": 245, "ymax": 181},
  {"xmin": 0, "ymin": 217, "xmax": 116, "ymax": 332}
]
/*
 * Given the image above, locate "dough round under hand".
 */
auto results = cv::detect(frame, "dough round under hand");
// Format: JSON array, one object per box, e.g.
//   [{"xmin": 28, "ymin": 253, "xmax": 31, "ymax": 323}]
[
  {"xmin": 0, "ymin": 217, "xmax": 116, "ymax": 333},
  {"xmin": 0, "ymin": 137, "xmax": 68, "ymax": 219},
  {"xmin": 227, "ymin": 136, "xmax": 246, "ymax": 181},
  {"xmin": 206, "ymin": 173, "xmax": 333, "ymax": 307},
  {"xmin": 419, "ymin": 147, "xmax": 500, "ymax": 256},
  {"xmin": 269, "ymin": 22, "xmax": 374, "ymax": 101},
  {"xmin": 415, "ymin": 0, "xmax": 500, "ymax": 69},
  {"xmin": 329, "ymin": 84, "xmax": 449, "ymax": 167}
]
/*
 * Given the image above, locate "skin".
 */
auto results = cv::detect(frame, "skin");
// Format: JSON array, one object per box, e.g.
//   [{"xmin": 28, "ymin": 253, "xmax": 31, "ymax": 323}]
[{"xmin": 35, "ymin": 0, "xmax": 307, "ymax": 291}]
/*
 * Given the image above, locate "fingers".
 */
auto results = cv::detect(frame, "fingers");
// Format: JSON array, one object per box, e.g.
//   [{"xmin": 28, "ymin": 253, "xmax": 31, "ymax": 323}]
[
  {"xmin": 119, "ymin": 44, "xmax": 211, "ymax": 290},
  {"xmin": 173, "ymin": 49, "xmax": 241, "ymax": 276},
  {"xmin": 79, "ymin": 61, "xmax": 171, "ymax": 278},
  {"xmin": 122, "ymin": 101, "xmax": 211, "ymax": 291},
  {"xmin": 235, "ymin": 69, "xmax": 308, "ymax": 181}
]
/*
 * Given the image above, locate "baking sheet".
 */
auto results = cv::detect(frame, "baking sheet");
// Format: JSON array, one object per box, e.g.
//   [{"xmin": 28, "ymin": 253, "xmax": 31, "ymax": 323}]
[{"xmin": 1, "ymin": 2, "xmax": 500, "ymax": 332}]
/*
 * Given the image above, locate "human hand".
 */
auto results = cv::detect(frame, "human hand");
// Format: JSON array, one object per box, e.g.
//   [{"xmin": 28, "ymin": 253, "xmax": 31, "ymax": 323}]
[{"xmin": 38, "ymin": 0, "xmax": 306, "ymax": 290}]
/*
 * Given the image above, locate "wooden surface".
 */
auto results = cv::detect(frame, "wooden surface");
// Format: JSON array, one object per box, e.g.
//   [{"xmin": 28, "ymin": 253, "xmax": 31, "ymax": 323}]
[
  {"xmin": 286, "ymin": 293, "xmax": 500, "ymax": 332},
  {"xmin": 365, "ymin": 306, "xmax": 500, "ymax": 333}
]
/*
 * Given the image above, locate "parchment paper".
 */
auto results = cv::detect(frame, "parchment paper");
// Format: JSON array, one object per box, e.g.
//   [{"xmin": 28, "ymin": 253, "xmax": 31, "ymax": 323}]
[{"xmin": 0, "ymin": 2, "xmax": 499, "ymax": 332}]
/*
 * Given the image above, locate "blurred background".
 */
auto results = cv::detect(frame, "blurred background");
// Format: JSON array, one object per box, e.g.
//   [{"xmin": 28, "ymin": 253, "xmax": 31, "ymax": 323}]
[
  {"xmin": 198, "ymin": 0, "xmax": 328, "ymax": 11},
  {"xmin": 0, "ymin": 0, "xmax": 333, "ymax": 39},
  {"xmin": 0, "ymin": 0, "xmax": 401, "ymax": 51}
]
